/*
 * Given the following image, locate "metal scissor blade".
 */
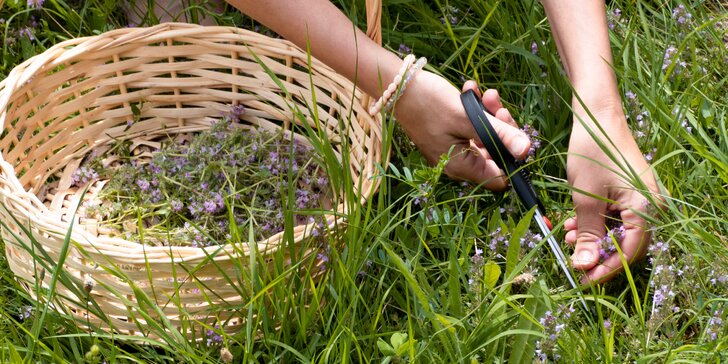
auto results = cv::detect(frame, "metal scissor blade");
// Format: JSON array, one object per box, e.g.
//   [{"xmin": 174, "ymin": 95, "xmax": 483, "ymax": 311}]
[{"xmin": 534, "ymin": 209, "xmax": 589, "ymax": 311}]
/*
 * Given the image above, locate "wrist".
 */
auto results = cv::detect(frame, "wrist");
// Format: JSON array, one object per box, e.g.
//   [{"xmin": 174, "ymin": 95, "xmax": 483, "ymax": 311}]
[{"xmin": 570, "ymin": 86, "xmax": 625, "ymax": 127}]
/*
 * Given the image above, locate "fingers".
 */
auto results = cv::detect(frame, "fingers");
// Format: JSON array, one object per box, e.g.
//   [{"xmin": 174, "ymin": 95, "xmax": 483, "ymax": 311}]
[
  {"xmin": 456, "ymin": 93, "xmax": 530, "ymax": 160},
  {"xmin": 453, "ymin": 80, "xmax": 529, "ymax": 185},
  {"xmin": 570, "ymin": 194, "xmax": 607, "ymax": 271},
  {"xmin": 565, "ymin": 216, "xmax": 577, "ymax": 245},
  {"xmin": 461, "ymin": 80, "xmax": 480, "ymax": 96},
  {"xmin": 582, "ymin": 205, "xmax": 650, "ymax": 284},
  {"xmin": 461, "ymin": 82, "xmax": 519, "ymax": 128},
  {"xmin": 482, "ymin": 89, "xmax": 519, "ymax": 129}
]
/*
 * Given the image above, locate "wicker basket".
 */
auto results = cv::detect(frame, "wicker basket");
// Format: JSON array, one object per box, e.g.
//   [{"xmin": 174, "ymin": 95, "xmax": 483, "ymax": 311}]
[{"xmin": 0, "ymin": 2, "xmax": 385, "ymax": 338}]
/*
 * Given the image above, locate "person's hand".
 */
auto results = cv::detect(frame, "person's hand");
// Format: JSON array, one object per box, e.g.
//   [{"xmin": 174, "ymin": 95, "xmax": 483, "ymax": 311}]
[
  {"xmin": 392, "ymin": 72, "xmax": 530, "ymax": 189},
  {"xmin": 563, "ymin": 106, "xmax": 660, "ymax": 283}
]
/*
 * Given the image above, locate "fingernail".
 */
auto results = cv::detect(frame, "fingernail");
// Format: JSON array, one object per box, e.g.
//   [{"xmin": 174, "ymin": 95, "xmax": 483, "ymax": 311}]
[
  {"xmin": 576, "ymin": 250, "xmax": 594, "ymax": 263},
  {"xmin": 512, "ymin": 136, "xmax": 529, "ymax": 156}
]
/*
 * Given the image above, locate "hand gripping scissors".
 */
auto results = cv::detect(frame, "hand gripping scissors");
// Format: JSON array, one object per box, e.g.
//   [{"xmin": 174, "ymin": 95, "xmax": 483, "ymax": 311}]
[{"xmin": 460, "ymin": 89, "xmax": 587, "ymax": 310}]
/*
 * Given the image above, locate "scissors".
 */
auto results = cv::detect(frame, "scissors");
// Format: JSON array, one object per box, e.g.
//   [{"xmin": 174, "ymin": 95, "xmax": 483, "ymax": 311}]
[{"xmin": 460, "ymin": 89, "xmax": 587, "ymax": 310}]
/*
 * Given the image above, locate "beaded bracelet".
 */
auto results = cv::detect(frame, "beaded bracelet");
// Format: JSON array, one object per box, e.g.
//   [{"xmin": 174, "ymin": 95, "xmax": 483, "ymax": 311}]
[
  {"xmin": 369, "ymin": 54, "xmax": 419, "ymax": 116},
  {"xmin": 383, "ymin": 56, "xmax": 427, "ymax": 113}
]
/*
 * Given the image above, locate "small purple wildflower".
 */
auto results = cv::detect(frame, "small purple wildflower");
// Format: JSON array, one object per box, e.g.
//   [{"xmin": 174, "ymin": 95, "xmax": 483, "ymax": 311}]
[
  {"xmin": 71, "ymin": 166, "xmax": 99, "ymax": 186},
  {"xmin": 206, "ymin": 326, "xmax": 224, "ymax": 345},
  {"xmin": 662, "ymin": 46, "xmax": 689, "ymax": 76},
  {"xmin": 649, "ymin": 240, "xmax": 669, "ymax": 254},
  {"xmin": 27, "ymin": 0, "xmax": 44, "ymax": 8},
  {"xmin": 440, "ymin": 5, "xmax": 460, "ymax": 25},
  {"xmin": 608, "ymin": 8, "xmax": 621, "ymax": 30},
  {"xmin": 229, "ymin": 104, "xmax": 245, "ymax": 120},
  {"xmin": 535, "ymin": 305, "xmax": 574, "ymax": 361},
  {"xmin": 652, "ymin": 284, "xmax": 675, "ymax": 308},
  {"xmin": 706, "ymin": 310, "xmax": 723, "ymax": 341},
  {"xmin": 468, "ymin": 242, "xmax": 488, "ymax": 292},
  {"xmin": 203, "ymin": 200, "xmax": 218, "ymax": 214},
  {"xmin": 531, "ymin": 41, "xmax": 538, "ymax": 55},
  {"xmin": 317, "ymin": 176, "xmax": 328, "ymax": 187},
  {"xmin": 672, "ymin": 4, "xmax": 692, "ymax": 26},
  {"xmin": 398, "ymin": 44, "xmax": 412, "ymax": 57},
  {"xmin": 136, "ymin": 178, "xmax": 150, "ymax": 191},
  {"xmin": 19, "ymin": 305, "xmax": 33, "ymax": 320},
  {"xmin": 317, "ymin": 252, "xmax": 329, "ymax": 271},
  {"xmin": 663, "ymin": 46, "xmax": 678, "ymax": 70},
  {"xmin": 521, "ymin": 124, "xmax": 541, "ymax": 158},
  {"xmin": 487, "ymin": 226, "xmax": 508, "ymax": 252},
  {"xmin": 598, "ymin": 224, "xmax": 625, "ymax": 262},
  {"xmin": 681, "ymin": 119, "xmax": 692, "ymax": 134},
  {"xmin": 520, "ymin": 230, "xmax": 543, "ymax": 250},
  {"xmin": 644, "ymin": 147, "xmax": 657, "ymax": 162},
  {"xmin": 18, "ymin": 27, "xmax": 34, "ymax": 41},
  {"xmin": 413, "ymin": 183, "xmax": 431, "ymax": 207},
  {"xmin": 439, "ymin": 15, "xmax": 458, "ymax": 26},
  {"xmin": 603, "ymin": 319, "xmax": 612, "ymax": 330}
]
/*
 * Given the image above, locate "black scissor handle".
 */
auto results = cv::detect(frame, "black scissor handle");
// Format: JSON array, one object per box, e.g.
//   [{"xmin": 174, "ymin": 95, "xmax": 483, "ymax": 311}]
[{"xmin": 460, "ymin": 89, "xmax": 544, "ymax": 214}]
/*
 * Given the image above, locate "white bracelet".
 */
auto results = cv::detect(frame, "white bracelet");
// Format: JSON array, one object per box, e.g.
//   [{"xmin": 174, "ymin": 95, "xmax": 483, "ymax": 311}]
[
  {"xmin": 368, "ymin": 54, "xmax": 417, "ymax": 116},
  {"xmin": 383, "ymin": 56, "xmax": 427, "ymax": 113}
]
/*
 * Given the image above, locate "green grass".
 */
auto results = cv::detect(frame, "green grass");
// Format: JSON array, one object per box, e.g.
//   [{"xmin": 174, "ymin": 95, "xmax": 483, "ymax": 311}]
[{"xmin": 1, "ymin": 0, "xmax": 727, "ymax": 362}]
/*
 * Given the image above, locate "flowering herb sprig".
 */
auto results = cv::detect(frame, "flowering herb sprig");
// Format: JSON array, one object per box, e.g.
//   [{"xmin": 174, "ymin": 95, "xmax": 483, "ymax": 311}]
[
  {"xmin": 535, "ymin": 304, "xmax": 576, "ymax": 363},
  {"xmin": 77, "ymin": 108, "xmax": 330, "ymax": 246},
  {"xmin": 671, "ymin": 4, "xmax": 693, "ymax": 28},
  {"xmin": 597, "ymin": 224, "xmax": 626, "ymax": 263},
  {"xmin": 521, "ymin": 124, "xmax": 541, "ymax": 162}
]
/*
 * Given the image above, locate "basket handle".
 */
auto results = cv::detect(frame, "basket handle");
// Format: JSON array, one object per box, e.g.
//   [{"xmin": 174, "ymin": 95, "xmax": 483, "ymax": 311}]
[
  {"xmin": 365, "ymin": 0, "xmax": 382, "ymax": 45},
  {"xmin": 361, "ymin": 0, "xmax": 382, "ymax": 110}
]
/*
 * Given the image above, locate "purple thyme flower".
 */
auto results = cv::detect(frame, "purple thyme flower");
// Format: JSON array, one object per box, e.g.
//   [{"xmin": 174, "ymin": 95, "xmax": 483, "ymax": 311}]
[
  {"xmin": 644, "ymin": 147, "xmax": 657, "ymax": 162},
  {"xmin": 398, "ymin": 43, "xmax": 412, "ymax": 57},
  {"xmin": 535, "ymin": 305, "xmax": 573, "ymax": 361},
  {"xmin": 653, "ymin": 284, "xmax": 675, "ymax": 308},
  {"xmin": 663, "ymin": 46, "xmax": 678, "ymax": 70},
  {"xmin": 71, "ymin": 166, "xmax": 99, "ymax": 186},
  {"xmin": 598, "ymin": 224, "xmax": 625, "ymax": 261},
  {"xmin": 27, "ymin": 0, "xmax": 44, "ymax": 9},
  {"xmin": 19, "ymin": 305, "xmax": 33, "ymax": 320},
  {"xmin": 206, "ymin": 326, "xmax": 223, "ymax": 345},
  {"xmin": 136, "ymin": 178, "xmax": 150, "ymax": 191},
  {"xmin": 521, "ymin": 124, "xmax": 541, "ymax": 157},
  {"xmin": 608, "ymin": 8, "xmax": 621, "ymax": 30},
  {"xmin": 230, "ymin": 104, "xmax": 245, "ymax": 120},
  {"xmin": 170, "ymin": 199, "xmax": 183, "ymax": 212},
  {"xmin": 520, "ymin": 230, "xmax": 543, "ymax": 250},
  {"xmin": 672, "ymin": 4, "xmax": 692, "ymax": 26},
  {"xmin": 317, "ymin": 252, "xmax": 329, "ymax": 271},
  {"xmin": 488, "ymin": 226, "xmax": 508, "ymax": 252},
  {"xmin": 18, "ymin": 27, "xmax": 34, "ymax": 41},
  {"xmin": 706, "ymin": 310, "xmax": 723, "ymax": 341},
  {"xmin": 681, "ymin": 119, "xmax": 693, "ymax": 133},
  {"xmin": 203, "ymin": 200, "xmax": 218, "ymax": 214},
  {"xmin": 662, "ymin": 46, "xmax": 688, "ymax": 75}
]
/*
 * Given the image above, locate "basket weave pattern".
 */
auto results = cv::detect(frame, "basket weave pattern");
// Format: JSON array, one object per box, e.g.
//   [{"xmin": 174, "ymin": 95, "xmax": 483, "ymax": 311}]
[{"xmin": 0, "ymin": 22, "xmax": 383, "ymax": 336}]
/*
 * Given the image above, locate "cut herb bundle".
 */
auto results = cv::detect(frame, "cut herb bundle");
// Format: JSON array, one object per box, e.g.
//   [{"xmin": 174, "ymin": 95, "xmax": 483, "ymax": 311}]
[{"xmin": 75, "ymin": 109, "xmax": 330, "ymax": 246}]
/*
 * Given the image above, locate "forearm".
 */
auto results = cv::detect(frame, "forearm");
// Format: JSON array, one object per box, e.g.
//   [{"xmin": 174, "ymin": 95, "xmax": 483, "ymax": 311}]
[
  {"xmin": 226, "ymin": 0, "xmax": 402, "ymax": 98},
  {"xmin": 541, "ymin": 0, "xmax": 622, "ymax": 116}
]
